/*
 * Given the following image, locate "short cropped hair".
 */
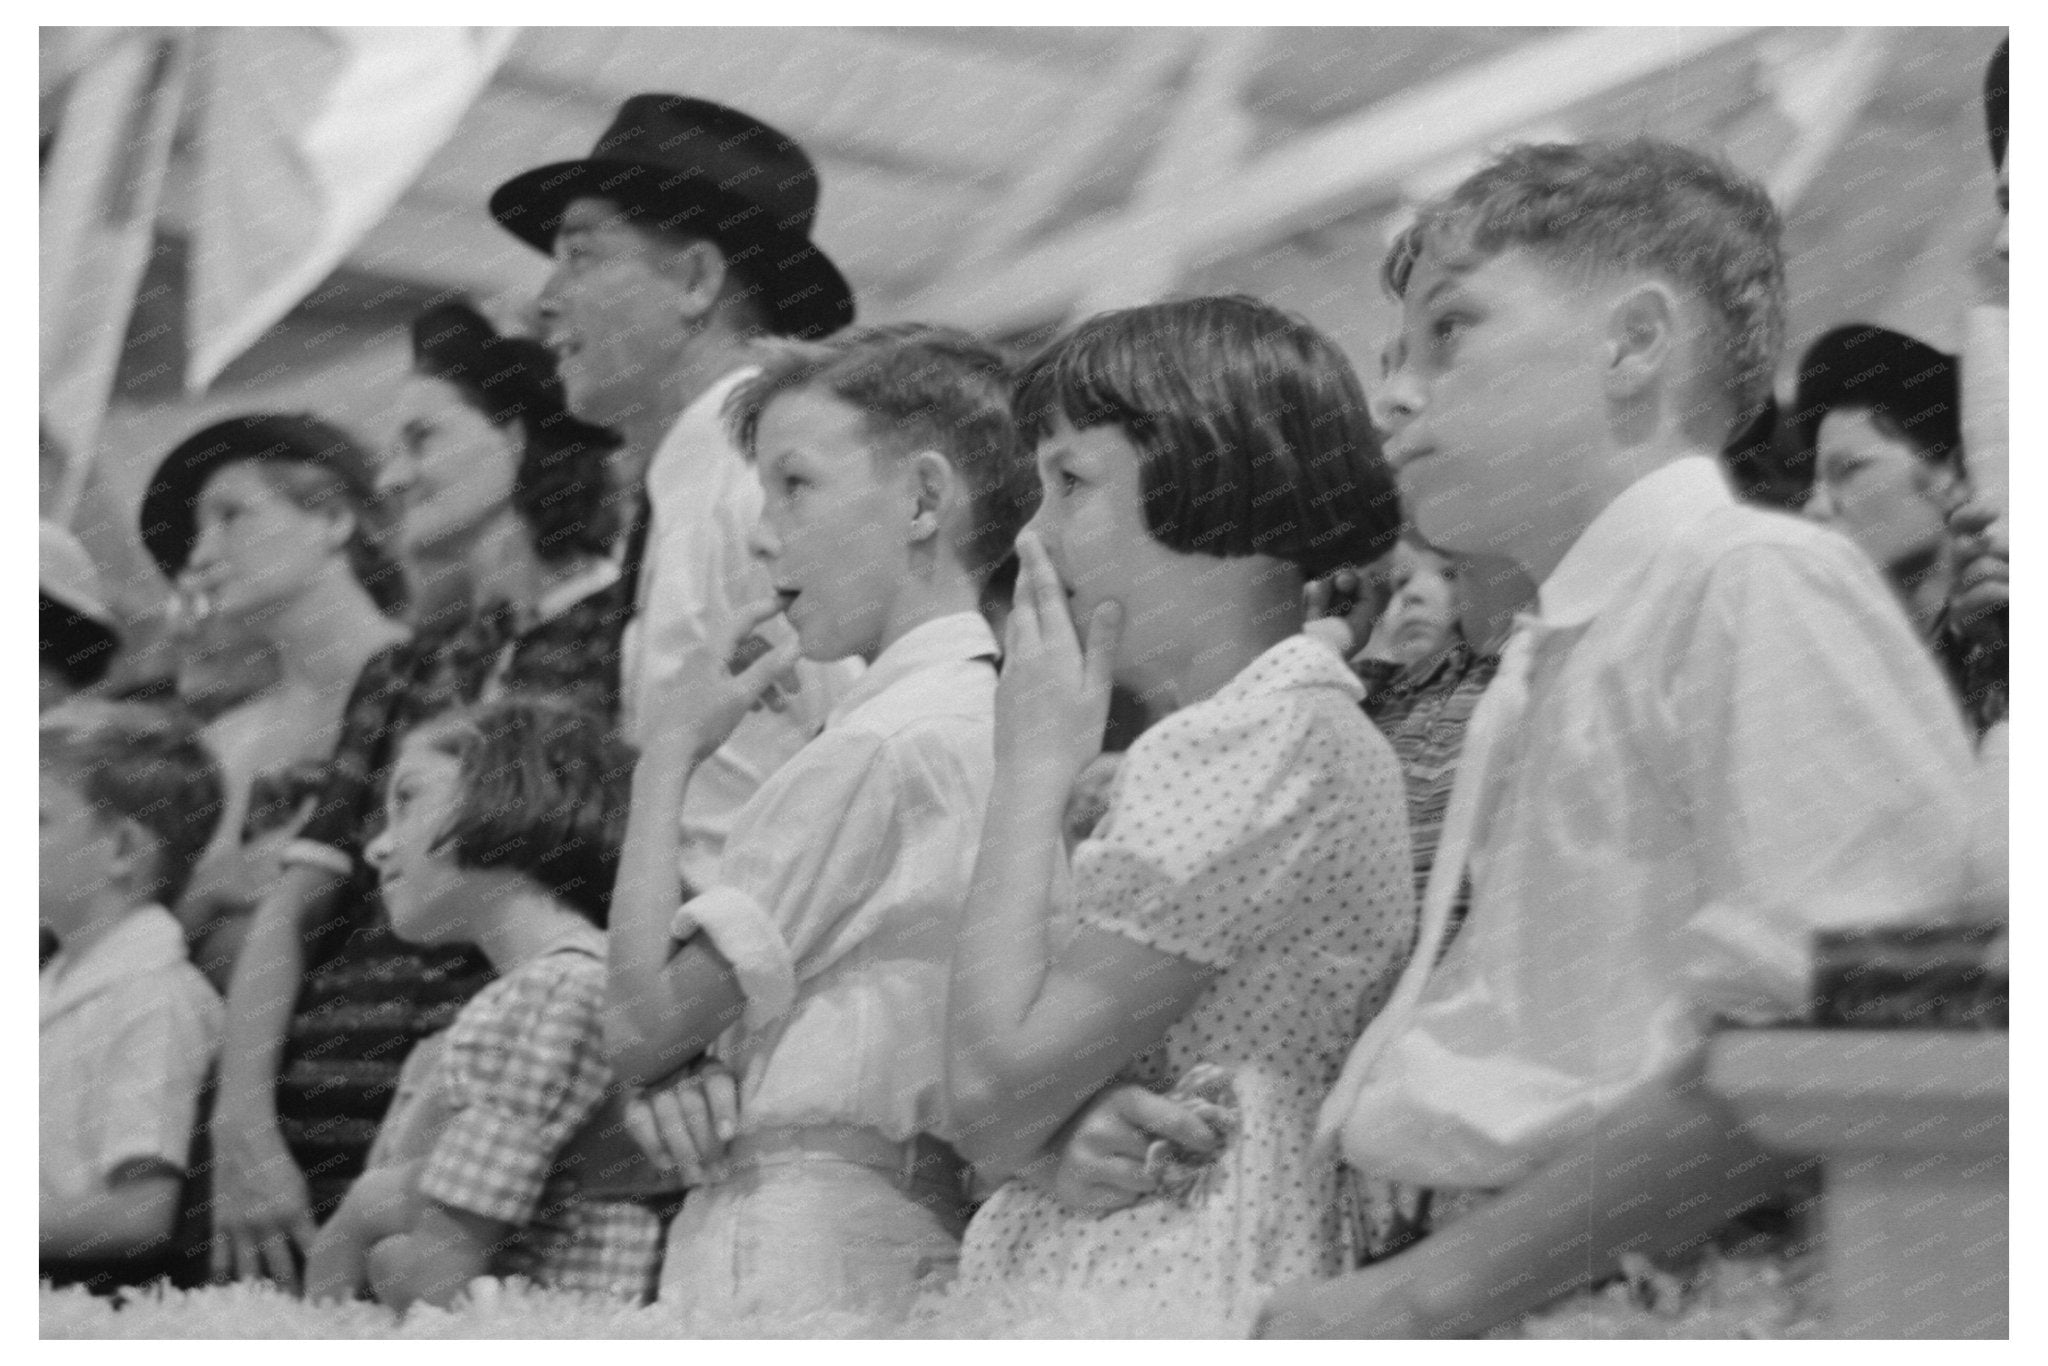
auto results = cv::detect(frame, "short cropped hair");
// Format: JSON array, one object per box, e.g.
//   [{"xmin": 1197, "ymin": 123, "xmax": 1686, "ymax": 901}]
[
  {"xmin": 1383, "ymin": 139, "xmax": 1785, "ymax": 436},
  {"xmin": 412, "ymin": 300, "xmax": 624, "ymax": 563},
  {"xmin": 41, "ymin": 703, "xmax": 225, "ymax": 907},
  {"xmin": 726, "ymin": 324, "xmax": 1037, "ymax": 578},
  {"xmin": 401, "ymin": 697, "xmax": 633, "ymax": 927},
  {"xmin": 1016, "ymin": 295, "xmax": 1401, "ymax": 579}
]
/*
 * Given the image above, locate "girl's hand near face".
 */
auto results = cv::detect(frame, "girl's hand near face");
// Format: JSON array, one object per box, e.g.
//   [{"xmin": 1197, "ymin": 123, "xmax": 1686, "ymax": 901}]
[{"xmin": 997, "ymin": 531, "xmax": 1123, "ymax": 799}]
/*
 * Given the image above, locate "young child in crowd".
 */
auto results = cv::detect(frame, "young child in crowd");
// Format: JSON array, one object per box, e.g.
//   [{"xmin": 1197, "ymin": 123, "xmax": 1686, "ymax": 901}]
[
  {"xmin": 1254, "ymin": 139, "xmax": 1978, "ymax": 1337},
  {"xmin": 603, "ymin": 326, "xmax": 1039, "ymax": 1318},
  {"xmin": 303, "ymin": 697, "xmax": 660, "ymax": 1309},
  {"xmin": 1357, "ymin": 536, "xmax": 1461, "ymax": 671},
  {"xmin": 943, "ymin": 296, "xmax": 1411, "ymax": 1320},
  {"xmin": 41, "ymin": 704, "xmax": 225, "ymax": 1281}
]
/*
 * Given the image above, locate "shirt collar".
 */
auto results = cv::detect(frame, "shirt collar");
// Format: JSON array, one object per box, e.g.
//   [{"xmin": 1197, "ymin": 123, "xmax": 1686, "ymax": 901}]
[
  {"xmin": 660, "ymin": 364, "xmax": 762, "ymax": 467},
  {"xmin": 1537, "ymin": 456, "xmax": 1733, "ymax": 627},
  {"xmin": 529, "ymin": 556, "xmax": 622, "ymax": 626},
  {"xmin": 1217, "ymin": 633, "xmax": 1368, "ymax": 708},
  {"xmin": 41, "ymin": 905, "xmax": 190, "ymax": 1022},
  {"xmin": 827, "ymin": 611, "xmax": 999, "ymax": 729}
]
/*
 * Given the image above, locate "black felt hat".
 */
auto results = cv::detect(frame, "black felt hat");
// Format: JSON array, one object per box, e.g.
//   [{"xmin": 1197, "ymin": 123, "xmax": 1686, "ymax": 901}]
[
  {"xmin": 1791, "ymin": 324, "xmax": 1962, "ymax": 469},
  {"xmin": 137, "ymin": 413, "xmax": 384, "ymax": 580},
  {"xmin": 489, "ymin": 94, "xmax": 855, "ymax": 341}
]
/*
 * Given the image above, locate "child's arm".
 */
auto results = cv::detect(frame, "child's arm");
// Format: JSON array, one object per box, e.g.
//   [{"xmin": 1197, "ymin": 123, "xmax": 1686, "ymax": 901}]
[
  {"xmin": 1257, "ymin": 1064, "xmax": 1801, "ymax": 1338},
  {"xmin": 39, "ymin": 1162, "xmax": 181, "ymax": 1263},
  {"xmin": 605, "ymin": 601, "xmax": 798, "ymax": 1088},
  {"xmin": 304, "ymin": 1161, "xmax": 425, "ymax": 1303},
  {"xmin": 947, "ymin": 535, "xmax": 1216, "ymax": 1171},
  {"xmin": 365, "ymin": 1202, "xmax": 508, "ymax": 1311}
]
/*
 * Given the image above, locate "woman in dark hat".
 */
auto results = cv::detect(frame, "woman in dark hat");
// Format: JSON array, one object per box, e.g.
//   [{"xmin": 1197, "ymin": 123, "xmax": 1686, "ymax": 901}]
[
  {"xmin": 206, "ymin": 302, "xmax": 646, "ymax": 1288},
  {"xmin": 1794, "ymin": 323, "xmax": 1999, "ymax": 735},
  {"xmin": 137, "ymin": 413, "xmax": 411, "ymax": 984}
]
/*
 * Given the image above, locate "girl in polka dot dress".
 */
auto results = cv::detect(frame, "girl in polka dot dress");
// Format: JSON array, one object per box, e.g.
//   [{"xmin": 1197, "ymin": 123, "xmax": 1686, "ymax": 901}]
[{"xmin": 945, "ymin": 296, "xmax": 1417, "ymax": 1320}]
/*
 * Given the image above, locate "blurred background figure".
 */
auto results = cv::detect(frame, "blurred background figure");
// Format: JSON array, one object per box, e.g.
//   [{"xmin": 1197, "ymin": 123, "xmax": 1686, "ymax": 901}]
[{"xmin": 1793, "ymin": 324, "xmax": 1999, "ymax": 738}]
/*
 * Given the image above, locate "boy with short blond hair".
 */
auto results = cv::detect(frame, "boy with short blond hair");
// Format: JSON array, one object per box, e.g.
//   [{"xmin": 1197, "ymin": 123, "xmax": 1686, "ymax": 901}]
[
  {"xmin": 605, "ymin": 324, "xmax": 1037, "ymax": 1318},
  {"xmin": 41, "ymin": 704, "xmax": 225, "ymax": 1280},
  {"xmin": 1258, "ymin": 139, "xmax": 1977, "ymax": 1336}
]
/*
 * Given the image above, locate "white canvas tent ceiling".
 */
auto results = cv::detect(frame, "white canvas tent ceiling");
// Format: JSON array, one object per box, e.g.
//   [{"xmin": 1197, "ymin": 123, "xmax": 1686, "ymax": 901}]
[{"xmin": 44, "ymin": 24, "xmax": 2008, "ymax": 631}]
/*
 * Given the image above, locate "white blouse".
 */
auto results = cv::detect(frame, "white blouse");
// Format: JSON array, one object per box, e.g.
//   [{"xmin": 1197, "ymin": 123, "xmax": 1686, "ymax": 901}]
[{"xmin": 672, "ymin": 612, "xmax": 999, "ymax": 1142}]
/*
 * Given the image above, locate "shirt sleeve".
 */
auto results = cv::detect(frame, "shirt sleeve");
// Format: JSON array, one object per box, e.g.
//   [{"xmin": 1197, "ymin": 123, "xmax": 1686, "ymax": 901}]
[
  {"xmin": 417, "ymin": 959, "xmax": 611, "ymax": 1227},
  {"xmin": 95, "ymin": 977, "xmax": 220, "ymax": 1182},
  {"xmin": 1073, "ymin": 694, "xmax": 1325, "ymax": 971},
  {"xmin": 675, "ymin": 729, "xmax": 965, "ymax": 1032},
  {"xmin": 1667, "ymin": 536, "xmax": 1977, "ymax": 1024}
]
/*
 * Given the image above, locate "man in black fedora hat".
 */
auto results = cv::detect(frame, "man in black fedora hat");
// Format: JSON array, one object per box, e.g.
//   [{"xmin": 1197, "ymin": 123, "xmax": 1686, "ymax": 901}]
[{"xmin": 491, "ymin": 94, "xmax": 861, "ymax": 896}]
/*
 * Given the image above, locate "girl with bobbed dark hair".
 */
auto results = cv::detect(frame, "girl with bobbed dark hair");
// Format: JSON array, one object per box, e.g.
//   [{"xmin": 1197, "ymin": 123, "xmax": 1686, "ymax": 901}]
[
  {"xmin": 945, "ymin": 296, "xmax": 1414, "ymax": 1314},
  {"xmin": 207, "ymin": 301, "xmax": 636, "ymax": 1287}
]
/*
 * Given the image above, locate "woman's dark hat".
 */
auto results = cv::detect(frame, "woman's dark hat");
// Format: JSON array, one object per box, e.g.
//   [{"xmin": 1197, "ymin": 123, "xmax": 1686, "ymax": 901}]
[
  {"xmin": 489, "ymin": 94, "xmax": 855, "ymax": 341},
  {"xmin": 138, "ymin": 413, "xmax": 383, "ymax": 579},
  {"xmin": 1791, "ymin": 324, "xmax": 1962, "ymax": 470}
]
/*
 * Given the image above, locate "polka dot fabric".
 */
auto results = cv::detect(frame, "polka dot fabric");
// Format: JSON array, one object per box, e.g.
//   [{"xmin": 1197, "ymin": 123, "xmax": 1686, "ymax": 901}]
[{"xmin": 957, "ymin": 636, "xmax": 1417, "ymax": 1319}]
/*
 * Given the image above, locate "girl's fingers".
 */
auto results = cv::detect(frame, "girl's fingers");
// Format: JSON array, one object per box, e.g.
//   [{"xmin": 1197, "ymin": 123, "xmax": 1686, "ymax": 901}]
[{"xmin": 705, "ymin": 1068, "xmax": 741, "ymax": 1146}]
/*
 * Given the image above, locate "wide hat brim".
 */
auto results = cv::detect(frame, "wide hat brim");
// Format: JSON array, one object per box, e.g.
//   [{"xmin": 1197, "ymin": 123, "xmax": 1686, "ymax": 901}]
[
  {"xmin": 137, "ymin": 418, "xmax": 379, "ymax": 581},
  {"xmin": 1791, "ymin": 325, "xmax": 1958, "ymax": 456},
  {"xmin": 490, "ymin": 158, "xmax": 855, "ymax": 341}
]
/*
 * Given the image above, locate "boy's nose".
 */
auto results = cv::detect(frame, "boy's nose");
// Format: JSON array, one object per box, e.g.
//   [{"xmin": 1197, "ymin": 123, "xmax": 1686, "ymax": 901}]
[
  {"xmin": 1802, "ymin": 484, "xmax": 1838, "ymax": 524},
  {"xmin": 1368, "ymin": 370, "xmax": 1422, "ymax": 438},
  {"xmin": 747, "ymin": 515, "xmax": 779, "ymax": 564}
]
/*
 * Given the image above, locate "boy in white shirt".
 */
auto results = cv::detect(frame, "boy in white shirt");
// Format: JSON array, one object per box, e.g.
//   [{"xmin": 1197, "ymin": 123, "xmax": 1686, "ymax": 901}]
[
  {"xmin": 1246, "ymin": 139, "xmax": 1980, "ymax": 1336},
  {"xmin": 604, "ymin": 325, "xmax": 1038, "ymax": 1318},
  {"xmin": 41, "ymin": 705, "xmax": 226, "ymax": 1284}
]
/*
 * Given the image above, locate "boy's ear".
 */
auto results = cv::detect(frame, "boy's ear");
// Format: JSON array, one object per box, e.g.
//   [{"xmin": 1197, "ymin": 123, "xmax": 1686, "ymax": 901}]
[
  {"xmin": 316, "ymin": 502, "xmax": 357, "ymax": 556},
  {"xmin": 1603, "ymin": 281, "xmax": 1680, "ymax": 402},
  {"xmin": 907, "ymin": 450, "xmax": 956, "ymax": 544},
  {"xmin": 108, "ymin": 817, "xmax": 162, "ymax": 898}
]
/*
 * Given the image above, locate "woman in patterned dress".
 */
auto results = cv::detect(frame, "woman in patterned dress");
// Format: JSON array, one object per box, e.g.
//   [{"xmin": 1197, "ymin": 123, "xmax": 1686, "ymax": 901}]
[{"xmin": 205, "ymin": 301, "xmax": 629, "ymax": 1285}]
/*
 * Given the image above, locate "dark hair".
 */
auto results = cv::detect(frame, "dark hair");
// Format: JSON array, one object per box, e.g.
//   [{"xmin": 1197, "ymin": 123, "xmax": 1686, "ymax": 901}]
[
  {"xmin": 1015, "ymin": 295, "xmax": 1400, "ymax": 579},
  {"xmin": 1986, "ymin": 38, "xmax": 2009, "ymax": 170},
  {"xmin": 40, "ymin": 594, "xmax": 119, "ymax": 690},
  {"xmin": 726, "ymin": 324, "xmax": 1038, "ymax": 577},
  {"xmin": 1791, "ymin": 324, "xmax": 1963, "ymax": 482},
  {"xmin": 410, "ymin": 300, "xmax": 623, "ymax": 562},
  {"xmin": 1383, "ymin": 139, "xmax": 1785, "ymax": 438},
  {"xmin": 41, "ymin": 703, "xmax": 225, "ymax": 907},
  {"xmin": 400, "ymin": 696, "xmax": 633, "ymax": 927}
]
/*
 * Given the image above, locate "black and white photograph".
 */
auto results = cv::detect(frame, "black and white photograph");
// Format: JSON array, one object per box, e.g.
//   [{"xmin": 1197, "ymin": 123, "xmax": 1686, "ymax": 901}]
[{"xmin": 38, "ymin": 22, "xmax": 2012, "ymax": 1340}]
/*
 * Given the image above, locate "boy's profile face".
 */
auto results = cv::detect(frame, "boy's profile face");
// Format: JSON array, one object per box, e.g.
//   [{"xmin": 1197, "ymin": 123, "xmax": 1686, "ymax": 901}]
[
  {"xmin": 1374, "ymin": 246, "xmax": 1610, "ymax": 563},
  {"xmin": 38, "ymin": 769, "xmax": 121, "ymax": 939},
  {"xmin": 751, "ymin": 388, "xmax": 925, "ymax": 664},
  {"xmin": 365, "ymin": 737, "xmax": 473, "ymax": 946}
]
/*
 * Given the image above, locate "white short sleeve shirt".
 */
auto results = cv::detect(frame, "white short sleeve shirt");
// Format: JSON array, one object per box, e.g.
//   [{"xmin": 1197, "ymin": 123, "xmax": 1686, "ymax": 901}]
[{"xmin": 41, "ymin": 906, "xmax": 223, "ymax": 1206}]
